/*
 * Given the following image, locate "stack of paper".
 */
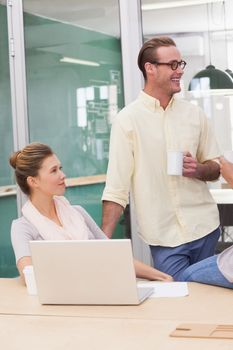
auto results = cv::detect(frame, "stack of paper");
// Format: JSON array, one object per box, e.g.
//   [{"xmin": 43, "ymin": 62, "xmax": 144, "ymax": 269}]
[{"xmin": 137, "ymin": 282, "xmax": 189, "ymax": 298}]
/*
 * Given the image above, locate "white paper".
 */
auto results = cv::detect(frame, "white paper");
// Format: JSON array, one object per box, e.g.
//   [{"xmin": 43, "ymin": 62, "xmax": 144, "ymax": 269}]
[{"xmin": 138, "ymin": 281, "xmax": 189, "ymax": 298}]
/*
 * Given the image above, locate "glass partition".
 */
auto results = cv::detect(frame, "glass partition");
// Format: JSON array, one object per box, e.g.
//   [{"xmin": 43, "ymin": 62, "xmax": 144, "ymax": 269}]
[
  {"xmin": 23, "ymin": 0, "xmax": 125, "ymax": 236},
  {"xmin": 0, "ymin": 2, "xmax": 18, "ymax": 277}
]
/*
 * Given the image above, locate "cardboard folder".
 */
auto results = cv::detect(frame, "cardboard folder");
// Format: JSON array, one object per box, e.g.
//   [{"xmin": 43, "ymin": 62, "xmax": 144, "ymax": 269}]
[{"xmin": 170, "ymin": 323, "xmax": 233, "ymax": 339}]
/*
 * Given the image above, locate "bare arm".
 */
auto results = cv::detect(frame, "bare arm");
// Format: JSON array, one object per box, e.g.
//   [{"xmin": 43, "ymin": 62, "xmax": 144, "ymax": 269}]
[
  {"xmin": 133, "ymin": 259, "xmax": 173, "ymax": 281},
  {"xmin": 101, "ymin": 200, "xmax": 124, "ymax": 238},
  {"xmin": 220, "ymin": 156, "xmax": 233, "ymax": 187},
  {"xmin": 17, "ymin": 256, "xmax": 32, "ymax": 284},
  {"xmin": 183, "ymin": 152, "xmax": 220, "ymax": 181}
]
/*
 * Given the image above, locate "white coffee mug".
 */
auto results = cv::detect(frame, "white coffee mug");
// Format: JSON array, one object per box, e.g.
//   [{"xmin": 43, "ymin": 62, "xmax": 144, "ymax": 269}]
[
  {"xmin": 23, "ymin": 265, "xmax": 37, "ymax": 295},
  {"xmin": 167, "ymin": 151, "xmax": 183, "ymax": 176}
]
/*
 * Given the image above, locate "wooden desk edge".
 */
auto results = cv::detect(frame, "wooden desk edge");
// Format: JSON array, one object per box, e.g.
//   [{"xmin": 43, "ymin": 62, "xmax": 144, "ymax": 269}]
[{"xmin": 0, "ymin": 174, "xmax": 106, "ymax": 197}]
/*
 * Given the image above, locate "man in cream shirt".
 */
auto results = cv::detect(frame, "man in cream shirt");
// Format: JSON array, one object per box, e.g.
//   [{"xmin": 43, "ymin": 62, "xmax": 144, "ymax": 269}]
[{"xmin": 102, "ymin": 36, "xmax": 221, "ymax": 280}]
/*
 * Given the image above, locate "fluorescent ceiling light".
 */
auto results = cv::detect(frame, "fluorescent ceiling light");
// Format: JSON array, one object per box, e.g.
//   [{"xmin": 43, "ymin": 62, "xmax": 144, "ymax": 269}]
[
  {"xmin": 142, "ymin": 0, "xmax": 223, "ymax": 11},
  {"xmin": 60, "ymin": 57, "xmax": 100, "ymax": 67}
]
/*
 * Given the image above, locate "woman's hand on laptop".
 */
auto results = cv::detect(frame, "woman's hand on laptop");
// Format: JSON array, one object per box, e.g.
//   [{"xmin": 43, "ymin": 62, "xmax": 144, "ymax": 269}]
[
  {"xmin": 153, "ymin": 270, "xmax": 174, "ymax": 282},
  {"xmin": 133, "ymin": 259, "xmax": 173, "ymax": 281}
]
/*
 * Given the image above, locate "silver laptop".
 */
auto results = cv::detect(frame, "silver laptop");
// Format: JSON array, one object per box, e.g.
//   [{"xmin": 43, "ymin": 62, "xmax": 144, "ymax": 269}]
[{"xmin": 30, "ymin": 239, "xmax": 153, "ymax": 305}]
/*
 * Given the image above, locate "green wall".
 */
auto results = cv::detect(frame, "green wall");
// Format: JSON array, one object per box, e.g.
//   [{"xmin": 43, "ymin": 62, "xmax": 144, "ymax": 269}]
[
  {"xmin": 24, "ymin": 12, "xmax": 124, "ymax": 178},
  {"xmin": 0, "ymin": 6, "xmax": 125, "ymax": 277},
  {"xmin": 24, "ymin": 11, "xmax": 125, "ymax": 234},
  {"xmin": 0, "ymin": 196, "xmax": 18, "ymax": 277}
]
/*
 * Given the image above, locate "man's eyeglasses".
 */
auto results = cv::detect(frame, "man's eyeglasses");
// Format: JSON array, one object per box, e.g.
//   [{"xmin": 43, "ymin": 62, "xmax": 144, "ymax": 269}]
[{"xmin": 150, "ymin": 60, "xmax": 187, "ymax": 71}]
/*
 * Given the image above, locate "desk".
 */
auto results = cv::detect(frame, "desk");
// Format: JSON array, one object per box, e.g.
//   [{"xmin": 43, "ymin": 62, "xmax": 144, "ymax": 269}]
[
  {"xmin": 0, "ymin": 278, "xmax": 232, "ymax": 349},
  {"xmin": 1, "ymin": 315, "xmax": 232, "ymax": 350},
  {"xmin": 210, "ymin": 189, "xmax": 233, "ymax": 205},
  {"xmin": 0, "ymin": 278, "xmax": 233, "ymax": 322}
]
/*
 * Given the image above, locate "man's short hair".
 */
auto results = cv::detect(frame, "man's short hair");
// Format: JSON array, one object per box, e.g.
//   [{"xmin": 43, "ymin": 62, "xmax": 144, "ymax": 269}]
[{"xmin": 138, "ymin": 36, "xmax": 176, "ymax": 80}]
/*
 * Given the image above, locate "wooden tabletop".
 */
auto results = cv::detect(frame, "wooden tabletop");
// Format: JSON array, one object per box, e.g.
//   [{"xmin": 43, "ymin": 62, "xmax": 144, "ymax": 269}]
[
  {"xmin": 0, "ymin": 278, "xmax": 232, "ymax": 349},
  {"xmin": 1, "ymin": 314, "xmax": 232, "ymax": 350},
  {"xmin": 0, "ymin": 278, "xmax": 232, "ymax": 322}
]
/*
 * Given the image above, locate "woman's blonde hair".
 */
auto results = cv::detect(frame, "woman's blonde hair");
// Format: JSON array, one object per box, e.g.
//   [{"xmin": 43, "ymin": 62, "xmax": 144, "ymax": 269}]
[{"xmin": 9, "ymin": 142, "xmax": 53, "ymax": 195}]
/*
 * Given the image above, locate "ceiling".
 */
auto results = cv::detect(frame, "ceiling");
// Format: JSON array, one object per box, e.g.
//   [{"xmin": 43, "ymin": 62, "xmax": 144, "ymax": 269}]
[{"xmin": 0, "ymin": 0, "xmax": 228, "ymax": 38}]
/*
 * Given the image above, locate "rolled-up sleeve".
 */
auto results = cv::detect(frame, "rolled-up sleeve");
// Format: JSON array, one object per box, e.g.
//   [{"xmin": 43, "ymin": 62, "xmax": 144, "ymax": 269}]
[{"xmin": 102, "ymin": 116, "xmax": 134, "ymax": 208}]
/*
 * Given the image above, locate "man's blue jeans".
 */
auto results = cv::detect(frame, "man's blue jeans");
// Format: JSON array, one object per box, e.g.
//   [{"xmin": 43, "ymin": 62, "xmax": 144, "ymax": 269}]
[
  {"xmin": 179, "ymin": 255, "xmax": 233, "ymax": 289},
  {"xmin": 150, "ymin": 227, "xmax": 220, "ymax": 280}
]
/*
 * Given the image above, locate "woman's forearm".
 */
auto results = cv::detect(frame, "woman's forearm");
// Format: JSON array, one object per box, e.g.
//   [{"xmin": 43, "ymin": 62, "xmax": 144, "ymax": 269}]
[{"xmin": 133, "ymin": 259, "xmax": 173, "ymax": 281}]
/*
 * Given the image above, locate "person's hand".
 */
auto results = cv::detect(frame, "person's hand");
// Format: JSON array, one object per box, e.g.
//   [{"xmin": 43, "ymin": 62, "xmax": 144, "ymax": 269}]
[
  {"xmin": 182, "ymin": 151, "xmax": 198, "ymax": 178},
  {"xmin": 220, "ymin": 156, "xmax": 233, "ymax": 187},
  {"xmin": 153, "ymin": 269, "xmax": 174, "ymax": 282},
  {"xmin": 163, "ymin": 274, "xmax": 174, "ymax": 282}
]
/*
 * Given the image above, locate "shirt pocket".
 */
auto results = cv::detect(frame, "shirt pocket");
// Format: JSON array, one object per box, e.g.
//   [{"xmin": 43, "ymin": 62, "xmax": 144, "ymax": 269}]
[{"xmin": 175, "ymin": 123, "xmax": 200, "ymax": 157}]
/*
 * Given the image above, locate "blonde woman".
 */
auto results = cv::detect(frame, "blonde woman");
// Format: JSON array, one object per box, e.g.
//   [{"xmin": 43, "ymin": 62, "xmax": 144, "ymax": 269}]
[{"xmin": 10, "ymin": 142, "xmax": 172, "ymax": 283}]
